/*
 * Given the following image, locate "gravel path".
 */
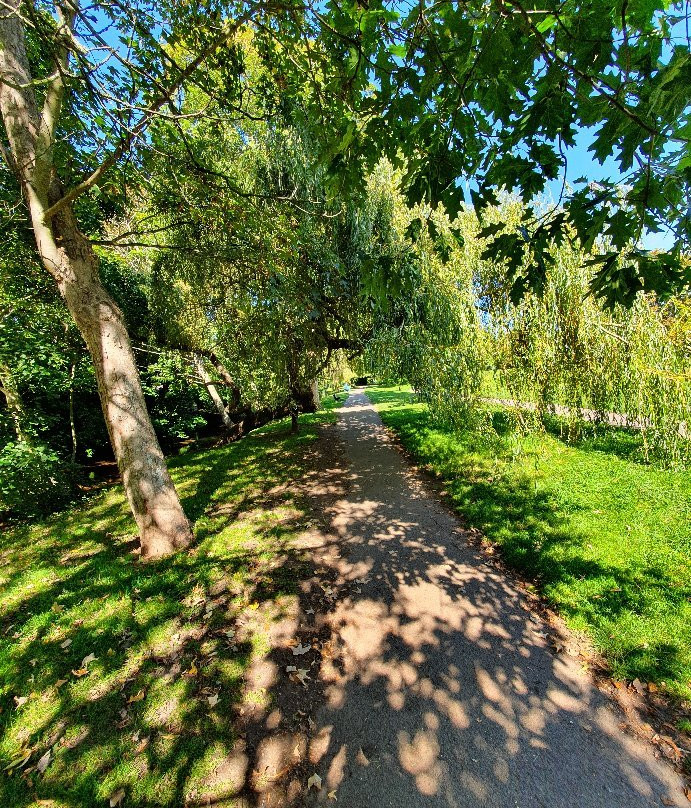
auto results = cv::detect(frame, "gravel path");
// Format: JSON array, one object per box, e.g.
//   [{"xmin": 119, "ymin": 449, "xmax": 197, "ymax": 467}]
[{"xmin": 307, "ymin": 389, "xmax": 686, "ymax": 807}]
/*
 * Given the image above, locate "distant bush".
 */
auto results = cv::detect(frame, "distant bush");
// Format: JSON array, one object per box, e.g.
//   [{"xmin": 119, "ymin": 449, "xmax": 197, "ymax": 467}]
[{"xmin": 0, "ymin": 441, "xmax": 78, "ymax": 519}]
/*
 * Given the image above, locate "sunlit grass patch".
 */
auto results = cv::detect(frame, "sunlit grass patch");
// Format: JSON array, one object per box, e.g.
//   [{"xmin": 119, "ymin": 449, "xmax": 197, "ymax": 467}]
[
  {"xmin": 0, "ymin": 410, "xmax": 333, "ymax": 806},
  {"xmin": 368, "ymin": 385, "xmax": 691, "ymax": 701}
]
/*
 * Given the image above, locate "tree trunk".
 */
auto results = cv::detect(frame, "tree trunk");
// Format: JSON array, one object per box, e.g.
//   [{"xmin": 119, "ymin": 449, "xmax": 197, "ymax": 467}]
[
  {"xmin": 193, "ymin": 353, "xmax": 232, "ymax": 430},
  {"xmin": 291, "ymin": 411, "xmax": 299, "ymax": 434},
  {"xmin": 0, "ymin": 360, "xmax": 27, "ymax": 442},
  {"xmin": 68, "ymin": 362, "xmax": 77, "ymax": 464},
  {"xmin": 310, "ymin": 379, "xmax": 320, "ymax": 410},
  {"xmin": 201, "ymin": 349, "xmax": 241, "ymax": 410},
  {"xmin": 52, "ymin": 216, "xmax": 193, "ymax": 558},
  {"xmin": 0, "ymin": 5, "xmax": 192, "ymax": 559}
]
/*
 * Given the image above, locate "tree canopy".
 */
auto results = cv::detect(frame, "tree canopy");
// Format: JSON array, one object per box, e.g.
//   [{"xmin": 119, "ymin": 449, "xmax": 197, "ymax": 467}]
[{"xmin": 0, "ymin": 0, "xmax": 688, "ymax": 548}]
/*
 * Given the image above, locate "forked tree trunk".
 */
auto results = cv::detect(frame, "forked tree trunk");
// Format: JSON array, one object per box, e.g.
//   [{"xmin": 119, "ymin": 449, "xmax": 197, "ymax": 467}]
[{"xmin": 0, "ymin": 4, "xmax": 192, "ymax": 558}]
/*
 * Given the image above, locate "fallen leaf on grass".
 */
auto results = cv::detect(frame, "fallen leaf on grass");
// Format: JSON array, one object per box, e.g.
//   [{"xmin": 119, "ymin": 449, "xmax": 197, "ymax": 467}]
[
  {"xmin": 81, "ymin": 653, "xmax": 98, "ymax": 668},
  {"xmin": 207, "ymin": 694, "xmax": 219, "ymax": 708},
  {"xmin": 13, "ymin": 696, "xmax": 28, "ymax": 708},
  {"xmin": 307, "ymin": 773, "xmax": 321, "ymax": 790},
  {"xmin": 184, "ymin": 662, "xmax": 198, "ymax": 677},
  {"xmin": 71, "ymin": 668, "xmax": 89, "ymax": 677},
  {"xmin": 36, "ymin": 749, "xmax": 52, "ymax": 774},
  {"xmin": 4, "ymin": 750, "xmax": 31, "ymax": 771},
  {"xmin": 109, "ymin": 788, "xmax": 126, "ymax": 807},
  {"xmin": 134, "ymin": 737, "xmax": 150, "ymax": 754},
  {"xmin": 127, "ymin": 690, "xmax": 145, "ymax": 704},
  {"xmin": 55, "ymin": 679, "xmax": 67, "ymax": 688},
  {"xmin": 292, "ymin": 643, "xmax": 311, "ymax": 656},
  {"xmin": 50, "ymin": 604, "xmax": 64, "ymax": 613},
  {"xmin": 60, "ymin": 639, "xmax": 72, "ymax": 650}
]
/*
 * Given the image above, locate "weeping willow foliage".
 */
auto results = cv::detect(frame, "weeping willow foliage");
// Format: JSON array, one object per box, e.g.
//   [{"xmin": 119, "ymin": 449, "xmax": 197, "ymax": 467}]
[
  {"xmin": 465, "ymin": 199, "xmax": 690, "ymax": 466},
  {"xmin": 364, "ymin": 163, "xmax": 485, "ymax": 429}
]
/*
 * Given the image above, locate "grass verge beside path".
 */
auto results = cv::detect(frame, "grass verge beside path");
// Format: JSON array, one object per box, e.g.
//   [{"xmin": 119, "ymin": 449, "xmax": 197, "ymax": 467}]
[
  {"xmin": 0, "ymin": 406, "xmax": 337, "ymax": 807},
  {"xmin": 367, "ymin": 386, "xmax": 691, "ymax": 704}
]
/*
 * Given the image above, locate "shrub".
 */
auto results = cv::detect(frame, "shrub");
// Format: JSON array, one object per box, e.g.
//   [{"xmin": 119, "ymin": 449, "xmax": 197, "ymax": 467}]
[{"xmin": 0, "ymin": 441, "xmax": 78, "ymax": 519}]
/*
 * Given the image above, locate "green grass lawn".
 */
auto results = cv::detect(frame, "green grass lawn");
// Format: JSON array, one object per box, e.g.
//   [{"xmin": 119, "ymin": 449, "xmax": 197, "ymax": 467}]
[
  {"xmin": 367, "ymin": 386, "xmax": 691, "ymax": 702},
  {"xmin": 0, "ymin": 407, "xmax": 337, "ymax": 808}
]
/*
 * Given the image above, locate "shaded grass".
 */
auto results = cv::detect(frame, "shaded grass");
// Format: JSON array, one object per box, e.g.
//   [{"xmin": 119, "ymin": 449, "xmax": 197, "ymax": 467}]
[
  {"xmin": 367, "ymin": 386, "xmax": 691, "ymax": 700},
  {"xmin": 0, "ymin": 407, "xmax": 337, "ymax": 807}
]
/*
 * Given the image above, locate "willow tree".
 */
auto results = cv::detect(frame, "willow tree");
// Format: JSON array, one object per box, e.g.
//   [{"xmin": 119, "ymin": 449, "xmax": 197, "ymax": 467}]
[{"xmin": 1, "ymin": 0, "xmax": 688, "ymax": 556}]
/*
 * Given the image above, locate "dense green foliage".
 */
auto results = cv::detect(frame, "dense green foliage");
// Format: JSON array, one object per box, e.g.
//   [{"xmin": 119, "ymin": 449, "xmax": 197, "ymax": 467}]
[{"xmin": 368, "ymin": 386, "xmax": 691, "ymax": 699}]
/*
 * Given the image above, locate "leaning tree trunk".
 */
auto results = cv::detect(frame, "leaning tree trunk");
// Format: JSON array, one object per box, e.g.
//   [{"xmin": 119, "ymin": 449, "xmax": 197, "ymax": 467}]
[
  {"xmin": 193, "ymin": 353, "xmax": 232, "ymax": 430},
  {"xmin": 50, "ymin": 211, "xmax": 193, "ymax": 558},
  {"xmin": 0, "ymin": 3, "xmax": 192, "ymax": 558}
]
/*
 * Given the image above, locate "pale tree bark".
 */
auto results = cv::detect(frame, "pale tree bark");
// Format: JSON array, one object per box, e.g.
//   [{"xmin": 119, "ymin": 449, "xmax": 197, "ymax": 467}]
[
  {"xmin": 0, "ymin": 2, "xmax": 192, "ymax": 558},
  {"xmin": 200, "ymin": 348, "xmax": 242, "ymax": 411},
  {"xmin": 0, "ymin": 360, "xmax": 28, "ymax": 442},
  {"xmin": 193, "ymin": 353, "xmax": 232, "ymax": 430},
  {"xmin": 68, "ymin": 361, "xmax": 77, "ymax": 463},
  {"xmin": 309, "ymin": 379, "xmax": 320, "ymax": 410}
]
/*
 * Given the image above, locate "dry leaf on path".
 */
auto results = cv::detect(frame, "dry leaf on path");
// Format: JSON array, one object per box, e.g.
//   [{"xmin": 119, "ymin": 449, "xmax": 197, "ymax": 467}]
[
  {"xmin": 292, "ymin": 643, "xmax": 311, "ymax": 656},
  {"xmin": 294, "ymin": 669, "xmax": 310, "ymax": 687},
  {"xmin": 307, "ymin": 773, "xmax": 322, "ymax": 790},
  {"xmin": 356, "ymin": 747, "xmax": 370, "ymax": 767},
  {"xmin": 328, "ymin": 790, "xmax": 337, "ymax": 801}
]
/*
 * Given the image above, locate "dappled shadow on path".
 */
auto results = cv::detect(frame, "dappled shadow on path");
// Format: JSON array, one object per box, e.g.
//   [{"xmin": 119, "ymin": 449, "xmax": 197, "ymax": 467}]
[
  {"xmin": 290, "ymin": 393, "xmax": 685, "ymax": 808},
  {"xmin": 1, "ymin": 401, "xmax": 685, "ymax": 807}
]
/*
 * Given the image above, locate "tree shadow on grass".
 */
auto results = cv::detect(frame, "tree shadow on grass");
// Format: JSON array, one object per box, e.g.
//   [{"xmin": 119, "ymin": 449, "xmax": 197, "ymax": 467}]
[{"xmin": 0, "ymin": 417, "xmax": 341, "ymax": 807}]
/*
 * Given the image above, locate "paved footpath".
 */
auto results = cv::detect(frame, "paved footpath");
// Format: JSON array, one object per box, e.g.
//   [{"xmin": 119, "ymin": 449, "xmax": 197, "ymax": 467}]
[{"xmin": 308, "ymin": 389, "xmax": 686, "ymax": 807}]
